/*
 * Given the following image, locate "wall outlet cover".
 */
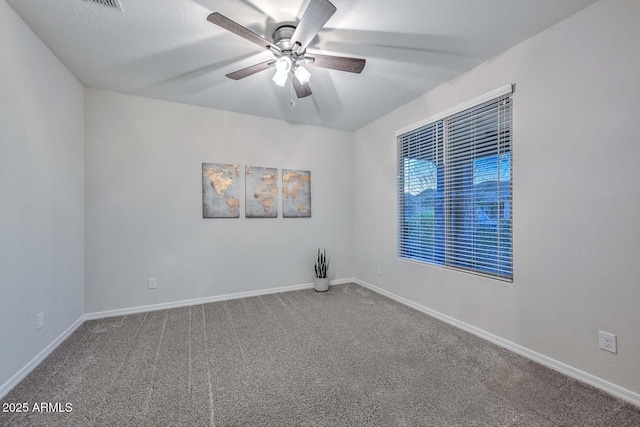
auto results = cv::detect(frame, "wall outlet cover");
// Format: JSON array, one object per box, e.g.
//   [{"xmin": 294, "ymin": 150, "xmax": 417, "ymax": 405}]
[{"xmin": 598, "ymin": 331, "xmax": 617, "ymax": 354}]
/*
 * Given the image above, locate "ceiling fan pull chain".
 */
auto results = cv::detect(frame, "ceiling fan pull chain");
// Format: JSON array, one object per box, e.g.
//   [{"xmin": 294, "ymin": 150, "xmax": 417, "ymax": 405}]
[{"xmin": 290, "ymin": 77, "xmax": 295, "ymax": 107}]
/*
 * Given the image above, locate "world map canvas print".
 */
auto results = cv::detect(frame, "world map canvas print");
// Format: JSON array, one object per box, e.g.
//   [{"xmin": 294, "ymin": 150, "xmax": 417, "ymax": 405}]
[
  {"xmin": 202, "ymin": 163, "xmax": 240, "ymax": 218},
  {"xmin": 283, "ymin": 169, "xmax": 311, "ymax": 218},
  {"xmin": 245, "ymin": 166, "xmax": 278, "ymax": 218}
]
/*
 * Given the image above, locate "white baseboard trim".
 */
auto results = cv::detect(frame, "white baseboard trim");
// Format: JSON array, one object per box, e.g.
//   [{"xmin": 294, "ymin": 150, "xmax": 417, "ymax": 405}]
[
  {"xmin": 354, "ymin": 278, "xmax": 640, "ymax": 408},
  {"xmin": 329, "ymin": 278, "xmax": 356, "ymax": 286},
  {"xmin": 0, "ymin": 315, "xmax": 85, "ymax": 400},
  {"xmin": 85, "ymin": 278, "xmax": 356, "ymax": 321}
]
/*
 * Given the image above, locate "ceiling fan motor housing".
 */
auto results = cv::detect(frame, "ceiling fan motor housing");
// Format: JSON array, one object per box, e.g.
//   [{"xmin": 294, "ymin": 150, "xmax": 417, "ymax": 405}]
[
  {"xmin": 272, "ymin": 25, "xmax": 297, "ymax": 52},
  {"xmin": 272, "ymin": 25, "xmax": 315, "ymax": 69}
]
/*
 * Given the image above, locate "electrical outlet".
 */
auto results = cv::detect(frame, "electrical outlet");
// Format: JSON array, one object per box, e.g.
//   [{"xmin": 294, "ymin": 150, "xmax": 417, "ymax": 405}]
[
  {"xmin": 36, "ymin": 312, "xmax": 44, "ymax": 330},
  {"xmin": 376, "ymin": 265, "xmax": 382, "ymax": 276},
  {"xmin": 148, "ymin": 278, "xmax": 157, "ymax": 289},
  {"xmin": 599, "ymin": 331, "xmax": 617, "ymax": 354}
]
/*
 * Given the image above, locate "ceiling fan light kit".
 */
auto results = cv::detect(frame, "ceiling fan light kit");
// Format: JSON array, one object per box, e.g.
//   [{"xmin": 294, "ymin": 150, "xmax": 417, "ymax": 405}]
[
  {"xmin": 294, "ymin": 65, "xmax": 311, "ymax": 85},
  {"xmin": 272, "ymin": 57, "xmax": 291, "ymax": 87},
  {"xmin": 207, "ymin": 0, "xmax": 365, "ymax": 99}
]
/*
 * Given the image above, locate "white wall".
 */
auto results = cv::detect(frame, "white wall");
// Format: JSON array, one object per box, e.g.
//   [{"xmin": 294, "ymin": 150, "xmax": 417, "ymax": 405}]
[
  {"xmin": 3, "ymin": 0, "xmax": 637, "ymax": 404},
  {"xmin": 353, "ymin": 0, "xmax": 640, "ymax": 396},
  {"xmin": 0, "ymin": 1, "xmax": 85, "ymax": 389},
  {"xmin": 85, "ymin": 89, "xmax": 353, "ymax": 313}
]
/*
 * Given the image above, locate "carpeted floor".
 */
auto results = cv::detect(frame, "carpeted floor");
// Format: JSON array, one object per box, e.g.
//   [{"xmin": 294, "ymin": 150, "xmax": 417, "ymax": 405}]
[{"xmin": 1, "ymin": 283, "xmax": 639, "ymax": 426}]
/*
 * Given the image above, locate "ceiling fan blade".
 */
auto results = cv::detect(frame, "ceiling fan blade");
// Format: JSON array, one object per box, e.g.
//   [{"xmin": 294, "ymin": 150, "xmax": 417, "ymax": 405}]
[
  {"xmin": 307, "ymin": 53, "xmax": 366, "ymax": 73},
  {"xmin": 226, "ymin": 60, "xmax": 276, "ymax": 80},
  {"xmin": 291, "ymin": 0, "xmax": 337, "ymax": 51},
  {"xmin": 207, "ymin": 12, "xmax": 280, "ymax": 52},
  {"xmin": 292, "ymin": 75, "xmax": 312, "ymax": 98}
]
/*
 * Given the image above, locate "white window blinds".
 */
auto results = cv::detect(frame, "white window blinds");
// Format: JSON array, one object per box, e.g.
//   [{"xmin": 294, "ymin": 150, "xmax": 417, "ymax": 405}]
[{"xmin": 398, "ymin": 92, "xmax": 513, "ymax": 281}]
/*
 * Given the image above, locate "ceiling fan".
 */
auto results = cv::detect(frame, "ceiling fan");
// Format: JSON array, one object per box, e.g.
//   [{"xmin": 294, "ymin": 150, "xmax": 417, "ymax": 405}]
[{"xmin": 207, "ymin": 0, "xmax": 365, "ymax": 99}]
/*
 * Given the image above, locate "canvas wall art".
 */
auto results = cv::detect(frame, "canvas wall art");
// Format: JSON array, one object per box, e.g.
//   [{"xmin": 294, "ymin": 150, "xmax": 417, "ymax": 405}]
[
  {"xmin": 282, "ymin": 169, "xmax": 311, "ymax": 218},
  {"xmin": 202, "ymin": 163, "xmax": 240, "ymax": 218},
  {"xmin": 245, "ymin": 166, "xmax": 278, "ymax": 218}
]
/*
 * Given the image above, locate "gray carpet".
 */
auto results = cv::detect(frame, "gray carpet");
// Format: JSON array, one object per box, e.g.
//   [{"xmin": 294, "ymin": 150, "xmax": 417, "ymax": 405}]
[{"xmin": 1, "ymin": 283, "xmax": 638, "ymax": 426}]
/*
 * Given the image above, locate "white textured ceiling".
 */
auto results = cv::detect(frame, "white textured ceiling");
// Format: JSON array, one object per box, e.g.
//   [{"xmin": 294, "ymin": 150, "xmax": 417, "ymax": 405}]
[{"xmin": 7, "ymin": 0, "xmax": 597, "ymax": 130}]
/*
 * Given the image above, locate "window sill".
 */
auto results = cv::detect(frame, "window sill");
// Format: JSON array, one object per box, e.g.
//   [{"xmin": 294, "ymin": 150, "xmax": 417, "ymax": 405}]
[{"xmin": 395, "ymin": 257, "xmax": 513, "ymax": 283}]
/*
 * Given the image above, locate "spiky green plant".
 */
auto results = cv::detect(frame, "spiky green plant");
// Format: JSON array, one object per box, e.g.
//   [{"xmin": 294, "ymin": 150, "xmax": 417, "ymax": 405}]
[{"xmin": 314, "ymin": 248, "xmax": 329, "ymax": 279}]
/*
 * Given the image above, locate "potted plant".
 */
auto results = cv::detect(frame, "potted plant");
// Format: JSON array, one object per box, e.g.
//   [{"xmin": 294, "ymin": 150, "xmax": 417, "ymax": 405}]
[{"xmin": 314, "ymin": 248, "xmax": 330, "ymax": 292}]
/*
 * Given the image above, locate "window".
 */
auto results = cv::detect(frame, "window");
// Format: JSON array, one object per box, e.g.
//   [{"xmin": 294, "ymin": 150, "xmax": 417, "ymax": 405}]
[{"xmin": 398, "ymin": 91, "xmax": 513, "ymax": 281}]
